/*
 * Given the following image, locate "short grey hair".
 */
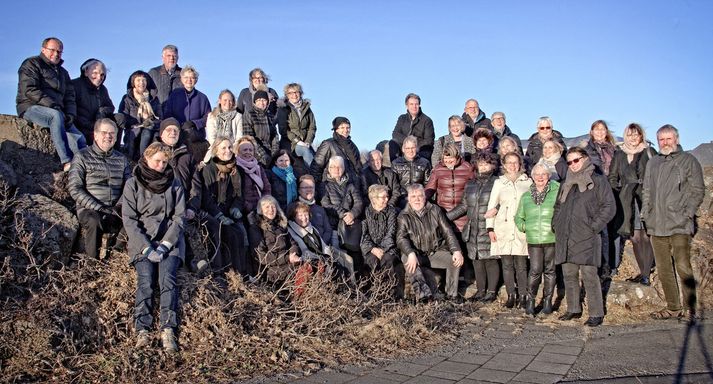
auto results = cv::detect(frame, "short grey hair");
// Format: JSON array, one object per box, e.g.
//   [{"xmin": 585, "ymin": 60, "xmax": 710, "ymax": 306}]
[
  {"xmin": 368, "ymin": 149, "xmax": 383, "ymax": 162},
  {"xmin": 328, "ymin": 155, "xmax": 345, "ymax": 170},
  {"xmin": 530, "ymin": 163, "xmax": 551, "ymax": 178},
  {"xmin": 162, "ymin": 44, "xmax": 178, "ymax": 54},
  {"xmin": 657, "ymin": 124, "xmax": 679, "ymax": 139},
  {"xmin": 491, "ymin": 111, "xmax": 506, "ymax": 120},
  {"xmin": 405, "ymin": 183, "xmax": 425, "ymax": 196},
  {"xmin": 537, "ymin": 116, "xmax": 553, "ymax": 130},
  {"xmin": 180, "ymin": 65, "xmax": 198, "ymax": 79},
  {"xmin": 368, "ymin": 184, "xmax": 389, "ymax": 201},
  {"xmin": 402, "ymin": 135, "xmax": 418, "ymax": 149}
]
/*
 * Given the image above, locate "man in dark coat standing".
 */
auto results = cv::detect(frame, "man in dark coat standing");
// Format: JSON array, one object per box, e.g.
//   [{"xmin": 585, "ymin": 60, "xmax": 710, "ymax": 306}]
[
  {"xmin": 389, "ymin": 93, "xmax": 434, "ymax": 162},
  {"xmin": 148, "ymin": 44, "xmax": 182, "ymax": 107}
]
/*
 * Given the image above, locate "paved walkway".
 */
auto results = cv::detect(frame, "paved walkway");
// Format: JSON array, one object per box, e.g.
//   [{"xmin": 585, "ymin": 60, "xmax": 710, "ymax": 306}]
[{"xmin": 253, "ymin": 311, "xmax": 713, "ymax": 384}]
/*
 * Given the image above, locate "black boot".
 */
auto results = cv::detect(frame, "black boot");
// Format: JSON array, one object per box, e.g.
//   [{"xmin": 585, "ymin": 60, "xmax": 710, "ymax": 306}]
[
  {"xmin": 505, "ymin": 293, "xmax": 517, "ymax": 309},
  {"xmin": 525, "ymin": 297, "xmax": 536, "ymax": 315},
  {"xmin": 519, "ymin": 294, "xmax": 528, "ymax": 309},
  {"xmin": 541, "ymin": 296, "xmax": 553, "ymax": 315}
]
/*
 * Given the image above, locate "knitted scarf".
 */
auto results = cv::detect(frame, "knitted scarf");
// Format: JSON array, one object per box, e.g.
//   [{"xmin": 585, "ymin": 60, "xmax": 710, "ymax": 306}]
[
  {"xmin": 134, "ymin": 90, "xmax": 156, "ymax": 122},
  {"xmin": 272, "ymin": 165, "xmax": 297, "ymax": 205},
  {"xmin": 333, "ymin": 132, "xmax": 359, "ymax": 172},
  {"xmin": 134, "ymin": 157, "xmax": 174, "ymax": 194},
  {"xmin": 530, "ymin": 182, "xmax": 551, "ymax": 205},
  {"xmin": 236, "ymin": 156, "xmax": 265, "ymax": 194},
  {"xmin": 593, "ymin": 141, "xmax": 615, "ymax": 175},
  {"xmin": 299, "ymin": 195, "xmax": 315, "ymax": 205},
  {"xmin": 215, "ymin": 109, "xmax": 238, "ymax": 139},
  {"xmin": 621, "ymin": 141, "xmax": 646, "ymax": 163},
  {"xmin": 290, "ymin": 99, "xmax": 303, "ymax": 119},
  {"xmin": 559, "ymin": 159, "xmax": 595, "ymax": 203},
  {"xmin": 213, "ymin": 155, "xmax": 239, "ymax": 204}
]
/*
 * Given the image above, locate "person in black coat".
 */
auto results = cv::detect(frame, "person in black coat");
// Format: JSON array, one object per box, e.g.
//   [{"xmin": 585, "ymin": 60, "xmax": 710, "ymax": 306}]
[
  {"xmin": 361, "ymin": 150, "xmax": 401, "ymax": 207},
  {"xmin": 362, "ymin": 184, "xmax": 403, "ymax": 297},
  {"xmin": 267, "ymin": 150, "xmax": 301, "ymax": 212},
  {"xmin": 310, "ymin": 116, "xmax": 362, "ymax": 196},
  {"xmin": 553, "ymin": 147, "xmax": 615, "ymax": 327},
  {"xmin": 116, "ymin": 70, "xmax": 162, "ymax": 161},
  {"xmin": 72, "ymin": 59, "xmax": 115, "ymax": 146},
  {"xmin": 389, "ymin": 93, "xmax": 435, "ymax": 161}
]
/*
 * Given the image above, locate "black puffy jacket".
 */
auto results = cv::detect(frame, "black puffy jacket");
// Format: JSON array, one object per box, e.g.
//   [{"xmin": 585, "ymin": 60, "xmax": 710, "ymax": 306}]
[
  {"xmin": 447, "ymin": 174, "xmax": 497, "ymax": 260},
  {"xmin": 68, "ymin": 143, "xmax": 131, "ymax": 211},
  {"xmin": 320, "ymin": 175, "xmax": 364, "ymax": 228},
  {"xmin": 396, "ymin": 202, "xmax": 461, "ymax": 257},
  {"xmin": 71, "ymin": 59, "xmax": 115, "ymax": 137},
  {"xmin": 361, "ymin": 166, "xmax": 401, "ymax": 206},
  {"xmin": 16, "ymin": 54, "xmax": 76, "ymax": 118},
  {"xmin": 361, "ymin": 204, "xmax": 398, "ymax": 256},
  {"xmin": 392, "ymin": 155, "xmax": 431, "ymax": 194},
  {"xmin": 310, "ymin": 134, "xmax": 363, "ymax": 187}
]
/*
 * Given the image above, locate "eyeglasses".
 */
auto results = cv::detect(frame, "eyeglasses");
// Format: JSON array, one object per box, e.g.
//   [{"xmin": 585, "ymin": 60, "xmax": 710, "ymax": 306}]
[
  {"xmin": 251, "ymin": 76, "xmax": 264, "ymax": 80},
  {"xmin": 567, "ymin": 157, "xmax": 583, "ymax": 166},
  {"xmin": 539, "ymin": 126, "xmax": 552, "ymax": 131},
  {"xmin": 43, "ymin": 47, "xmax": 63, "ymax": 55}
]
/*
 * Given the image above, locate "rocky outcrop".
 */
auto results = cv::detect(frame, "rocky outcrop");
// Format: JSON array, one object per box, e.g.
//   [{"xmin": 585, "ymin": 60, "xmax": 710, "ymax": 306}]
[{"xmin": 14, "ymin": 194, "xmax": 79, "ymax": 264}]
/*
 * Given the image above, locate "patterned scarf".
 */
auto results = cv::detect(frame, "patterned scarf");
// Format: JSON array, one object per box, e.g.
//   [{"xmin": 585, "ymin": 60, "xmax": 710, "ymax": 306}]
[
  {"xmin": 272, "ymin": 165, "xmax": 297, "ymax": 205},
  {"xmin": 213, "ymin": 155, "xmax": 239, "ymax": 204},
  {"xmin": 530, "ymin": 182, "xmax": 551, "ymax": 205},
  {"xmin": 215, "ymin": 109, "xmax": 238, "ymax": 139},
  {"xmin": 593, "ymin": 141, "xmax": 615, "ymax": 175},
  {"xmin": 134, "ymin": 90, "xmax": 156, "ymax": 122}
]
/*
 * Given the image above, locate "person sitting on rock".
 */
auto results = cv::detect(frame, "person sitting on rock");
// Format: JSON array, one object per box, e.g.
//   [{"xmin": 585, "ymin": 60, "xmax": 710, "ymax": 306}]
[
  {"xmin": 16, "ymin": 37, "xmax": 87, "ymax": 172},
  {"xmin": 71, "ymin": 59, "xmax": 115, "ymax": 147},
  {"xmin": 68, "ymin": 118, "xmax": 131, "ymax": 259}
]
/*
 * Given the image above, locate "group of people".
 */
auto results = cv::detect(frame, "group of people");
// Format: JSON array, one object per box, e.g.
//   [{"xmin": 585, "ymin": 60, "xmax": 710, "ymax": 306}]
[{"xmin": 17, "ymin": 37, "xmax": 705, "ymax": 353}]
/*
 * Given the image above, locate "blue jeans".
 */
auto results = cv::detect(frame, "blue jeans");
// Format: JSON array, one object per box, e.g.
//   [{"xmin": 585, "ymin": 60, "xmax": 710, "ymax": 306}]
[
  {"xmin": 22, "ymin": 105, "xmax": 86, "ymax": 164},
  {"xmin": 134, "ymin": 255, "xmax": 181, "ymax": 331},
  {"xmin": 294, "ymin": 143, "xmax": 314, "ymax": 166}
]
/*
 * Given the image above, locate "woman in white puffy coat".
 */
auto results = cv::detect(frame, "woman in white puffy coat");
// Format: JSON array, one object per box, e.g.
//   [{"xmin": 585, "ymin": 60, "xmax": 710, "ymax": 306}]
[{"xmin": 486, "ymin": 151, "xmax": 532, "ymax": 309}]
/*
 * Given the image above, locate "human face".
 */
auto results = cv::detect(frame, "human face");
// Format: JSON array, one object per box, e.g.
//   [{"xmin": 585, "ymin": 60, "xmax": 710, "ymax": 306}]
[
  {"xmin": 538, "ymin": 123, "xmax": 553, "ymax": 140},
  {"xmin": 476, "ymin": 137, "xmax": 490, "ymax": 150},
  {"xmin": 299, "ymin": 181, "xmax": 315, "ymax": 200},
  {"xmin": 261, "ymin": 200, "xmax": 277, "ymax": 220},
  {"xmin": 286, "ymin": 88, "xmax": 301, "ymax": 104},
  {"xmin": 370, "ymin": 191, "xmax": 389, "ymax": 212},
  {"xmin": 491, "ymin": 115, "xmax": 505, "ymax": 130},
  {"xmin": 591, "ymin": 123, "xmax": 608, "ymax": 143},
  {"xmin": 532, "ymin": 169, "xmax": 550, "ymax": 189},
  {"xmin": 402, "ymin": 142, "xmax": 417, "ymax": 161},
  {"xmin": 502, "ymin": 155, "xmax": 520, "ymax": 175},
  {"xmin": 238, "ymin": 142, "xmax": 255, "ymax": 160},
  {"xmin": 464, "ymin": 100, "xmax": 479, "ymax": 117},
  {"xmin": 85, "ymin": 63, "xmax": 105, "ymax": 87},
  {"xmin": 254, "ymin": 98, "xmax": 268, "ymax": 110},
  {"xmin": 275, "ymin": 153, "xmax": 290, "ymax": 169},
  {"xmin": 566, "ymin": 153, "xmax": 585, "ymax": 172},
  {"xmin": 216, "ymin": 140, "xmax": 233, "ymax": 161},
  {"xmin": 335, "ymin": 123, "xmax": 351, "ymax": 138},
  {"xmin": 442, "ymin": 154, "xmax": 458, "ymax": 169},
  {"xmin": 133, "ymin": 75, "xmax": 147, "ymax": 94},
  {"xmin": 219, "ymin": 93, "xmax": 234, "ymax": 111},
  {"xmin": 500, "ymin": 140, "xmax": 516, "ymax": 155},
  {"xmin": 406, "ymin": 97, "xmax": 420, "ymax": 117},
  {"xmin": 407, "ymin": 189, "xmax": 426, "ymax": 211},
  {"xmin": 146, "ymin": 151, "xmax": 169, "ymax": 172},
  {"xmin": 448, "ymin": 120, "xmax": 463, "ymax": 137},
  {"xmin": 328, "ymin": 162, "xmax": 344, "ymax": 179},
  {"xmin": 93, "ymin": 123, "xmax": 117, "ymax": 152},
  {"xmin": 477, "ymin": 161, "xmax": 493, "ymax": 175},
  {"xmin": 542, "ymin": 141, "xmax": 558, "ymax": 158},
  {"xmin": 369, "ymin": 152, "xmax": 383, "ymax": 172},
  {"xmin": 162, "ymin": 49, "xmax": 178, "ymax": 70},
  {"xmin": 624, "ymin": 128, "xmax": 643, "ymax": 147},
  {"xmin": 161, "ymin": 125, "xmax": 180, "ymax": 146},
  {"xmin": 250, "ymin": 72, "xmax": 265, "ymax": 89},
  {"xmin": 657, "ymin": 131, "xmax": 679, "ymax": 155},
  {"xmin": 181, "ymin": 72, "xmax": 197, "ymax": 92},
  {"xmin": 41, "ymin": 39, "xmax": 63, "ymax": 65},
  {"xmin": 295, "ymin": 209, "xmax": 310, "ymax": 227}
]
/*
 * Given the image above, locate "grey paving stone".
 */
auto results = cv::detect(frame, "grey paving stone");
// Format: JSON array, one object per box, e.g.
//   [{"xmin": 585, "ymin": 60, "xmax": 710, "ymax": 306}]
[
  {"xmin": 502, "ymin": 345, "xmax": 542, "ymax": 356},
  {"xmin": 533, "ymin": 351, "xmax": 577, "ymax": 365},
  {"xmin": 349, "ymin": 375, "xmax": 402, "ymax": 384},
  {"xmin": 546, "ymin": 339, "xmax": 585, "ymax": 348},
  {"xmin": 526, "ymin": 360, "xmax": 572, "ymax": 375},
  {"xmin": 370, "ymin": 369, "xmax": 413, "ymax": 382},
  {"xmin": 511, "ymin": 369, "xmax": 564, "ymax": 384},
  {"xmin": 541, "ymin": 344, "xmax": 581, "ymax": 356},
  {"xmin": 455, "ymin": 379, "xmax": 504, "ymax": 384},
  {"xmin": 467, "ymin": 367, "xmax": 518, "ymax": 383},
  {"xmin": 431, "ymin": 360, "xmax": 478, "ymax": 375},
  {"xmin": 403, "ymin": 375, "xmax": 456, "ymax": 384},
  {"xmin": 449, "ymin": 352, "xmax": 494, "ymax": 365},
  {"xmin": 382, "ymin": 362, "xmax": 430, "ymax": 377},
  {"xmin": 482, "ymin": 352, "xmax": 535, "ymax": 372},
  {"xmin": 422, "ymin": 369, "xmax": 469, "ymax": 381},
  {"xmin": 408, "ymin": 354, "xmax": 449, "ymax": 366},
  {"xmin": 302, "ymin": 371, "xmax": 358, "ymax": 383}
]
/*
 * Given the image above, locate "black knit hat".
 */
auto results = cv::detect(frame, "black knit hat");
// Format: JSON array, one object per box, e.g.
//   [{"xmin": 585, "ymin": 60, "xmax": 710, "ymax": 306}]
[
  {"xmin": 159, "ymin": 117, "xmax": 180, "ymax": 137},
  {"xmin": 332, "ymin": 116, "xmax": 350, "ymax": 131},
  {"xmin": 253, "ymin": 90, "xmax": 269, "ymax": 102}
]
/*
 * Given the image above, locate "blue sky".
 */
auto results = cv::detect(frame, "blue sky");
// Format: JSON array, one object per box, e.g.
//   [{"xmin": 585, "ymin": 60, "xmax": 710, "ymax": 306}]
[{"xmin": 1, "ymin": 0, "xmax": 711, "ymax": 151}]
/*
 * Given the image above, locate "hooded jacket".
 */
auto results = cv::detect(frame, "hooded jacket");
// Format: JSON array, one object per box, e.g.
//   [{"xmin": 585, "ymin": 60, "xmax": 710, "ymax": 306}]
[
  {"xmin": 392, "ymin": 109, "xmax": 435, "ymax": 160},
  {"xmin": 68, "ymin": 143, "xmax": 131, "ymax": 212},
  {"xmin": 276, "ymin": 98, "xmax": 317, "ymax": 150},
  {"xmin": 71, "ymin": 59, "xmax": 115, "ymax": 136},
  {"xmin": 117, "ymin": 70, "xmax": 162, "ymax": 131},
  {"xmin": 461, "ymin": 109, "xmax": 491, "ymax": 137},
  {"xmin": 16, "ymin": 53, "xmax": 76, "ymax": 118}
]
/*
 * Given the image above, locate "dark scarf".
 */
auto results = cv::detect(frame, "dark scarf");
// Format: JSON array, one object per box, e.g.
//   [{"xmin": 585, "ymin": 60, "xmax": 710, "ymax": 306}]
[
  {"xmin": 213, "ymin": 155, "xmax": 239, "ymax": 204},
  {"xmin": 559, "ymin": 159, "xmax": 595, "ymax": 203},
  {"xmin": 530, "ymin": 182, "xmax": 551, "ymax": 205},
  {"xmin": 271, "ymin": 165, "xmax": 297, "ymax": 205},
  {"xmin": 333, "ymin": 132, "xmax": 359, "ymax": 172},
  {"xmin": 134, "ymin": 157, "xmax": 175, "ymax": 194},
  {"xmin": 593, "ymin": 141, "xmax": 615, "ymax": 175}
]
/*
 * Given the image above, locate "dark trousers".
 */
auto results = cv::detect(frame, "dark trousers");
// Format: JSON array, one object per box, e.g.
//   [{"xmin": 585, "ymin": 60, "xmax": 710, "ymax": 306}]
[
  {"xmin": 631, "ymin": 229, "xmax": 655, "ymax": 279},
  {"xmin": 365, "ymin": 250, "xmax": 404, "ymax": 298},
  {"xmin": 527, "ymin": 244, "xmax": 556, "ymax": 299},
  {"xmin": 77, "ymin": 208, "xmax": 122, "ymax": 259},
  {"xmin": 651, "ymin": 235, "xmax": 695, "ymax": 311},
  {"xmin": 134, "ymin": 255, "xmax": 181, "ymax": 331},
  {"xmin": 473, "ymin": 258, "xmax": 499, "ymax": 294},
  {"xmin": 501, "ymin": 254, "xmax": 528, "ymax": 296},
  {"xmin": 562, "ymin": 262, "xmax": 604, "ymax": 317},
  {"xmin": 401, "ymin": 250, "xmax": 460, "ymax": 299}
]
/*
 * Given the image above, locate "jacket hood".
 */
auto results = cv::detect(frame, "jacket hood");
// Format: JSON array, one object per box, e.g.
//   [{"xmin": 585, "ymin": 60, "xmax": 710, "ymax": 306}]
[
  {"xmin": 78, "ymin": 58, "xmax": 106, "ymax": 86},
  {"xmin": 125, "ymin": 70, "xmax": 157, "ymax": 94}
]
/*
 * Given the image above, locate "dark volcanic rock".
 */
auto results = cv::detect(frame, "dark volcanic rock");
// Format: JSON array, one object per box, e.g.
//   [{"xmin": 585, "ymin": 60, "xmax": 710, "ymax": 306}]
[{"xmin": 15, "ymin": 194, "xmax": 78, "ymax": 263}]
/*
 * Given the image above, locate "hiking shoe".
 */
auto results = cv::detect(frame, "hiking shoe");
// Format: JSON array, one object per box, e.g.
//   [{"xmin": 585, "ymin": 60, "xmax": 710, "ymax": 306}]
[
  {"xmin": 135, "ymin": 330, "xmax": 150, "ymax": 349},
  {"xmin": 161, "ymin": 328, "xmax": 178, "ymax": 353}
]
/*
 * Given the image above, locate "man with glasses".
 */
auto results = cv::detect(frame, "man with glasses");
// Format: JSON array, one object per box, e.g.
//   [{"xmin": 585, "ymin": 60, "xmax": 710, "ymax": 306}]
[
  {"xmin": 462, "ymin": 99, "xmax": 490, "ymax": 137},
  {"xmin": 148, "ymin": 44, "xmax": 182, "ymax": 107},
  {"xmin": 68, "ymin": 118, "xmax": 131, "ymax": 260},
  {"xmin": 16, "ymin": 37, "xmax": 87, "ymax": 172}
]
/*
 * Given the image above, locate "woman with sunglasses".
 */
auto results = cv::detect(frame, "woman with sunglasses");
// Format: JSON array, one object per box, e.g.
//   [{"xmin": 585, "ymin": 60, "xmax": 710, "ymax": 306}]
[
  {"xmin": 525, "ymin": 116, "xmax": 567, "ymax": 166},
  {"xmin": 553, "ymin": 147, "xmax": 615, "ymax": 327}
]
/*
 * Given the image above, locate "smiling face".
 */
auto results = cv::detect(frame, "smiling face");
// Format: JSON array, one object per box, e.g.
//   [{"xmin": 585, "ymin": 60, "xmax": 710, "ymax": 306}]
[
  {"xmin": 477, "ymin": 161, "xmax": 494, "ymax": 175},
  {"xmin": 566, "ymin": 152, "xmax": 585, "ymax": 172},
  {"xmin": 299, "ymin": 180, "xmax": 315, "ymax": 200},
  {"xmin": 133, "ymin": 74, "xmax": 147, "ymax": 94},
  {"xmin": 216, "ymin": 139, "xmax": 233, "ymax": 161},
  {"xmin": 402, "ymin": 141, "xmax": 417, "ymax": 161},
  {"xmin": 491, "ymin": 114, "xmax": 505, "ymax": 130},
  {"xmin": 94, "ymin": 122, "xmax": 117, "ymax": 152},
  {"xmin": 328, "ymin": 162, "xmax": 344, "ymax": 179},
  {"xmin": 369, "ymin": 152, "xmax": 383, "ymax": 172},
  {"xmin": 261, "ymin": 200, "xmax": 277, "ymax": 220},
  {"xmin": 476, "ymin": 137, "xmax": 490, "ymax": 150},
  {"xmin": 238, "ymin": 141, "xmax": 255, "ymax": 160},
  {"xmin": 275, "ymin": 153, "xmax": 290, "ymax": 169},
  {"xmin": 41, "ymin": 39, "xmax": 63, "ymax": 65},
  {"xmin": 85, "ymin": 62, "xmax": 105, "ymax": 87},
  {"xmin": 254, "ymin": 97, "xmax": 268, "ymax": 110},
  {"xmin": 219, "ymin": 92, "xmax": 234, "ymax": 111},
  {"xmin": 406, "ymin": 97, "xmax": 420, "ymax": 117},
  {"xmin": 370, "ymin": 191, "xmax": 389, "ymax": 212},
  {"xmin": 537, "ymin": 123, "xmax": 553, "ymax": 140},
  {"xmin": 407, "ymin": 189, "xmax": 426, "ymax": 211},
  {"xmin": 294, "ymin": 208, "xmax": 310, "ymax": 227},
  {"xmin": 591, "ymin": 123, "xmax": 608, "ymax": 143},
  {"xmin": 502, "ymin": 154, "xmax": 520, "ymax": 175},
  {"xmin": 250, "ymin": 71, "xmax": 265, "ymax": 89},
  {"xmin": 286, "ymin": 87, "xmax": 301, "ymax": 104},
  {"xmin": 181, "ymin": 72, "xmax": 197, "ymax": 91},
  {"xmin": 464, "ymin": 100, "xmax": 479, "ymax": 118},
  {"xmin": 624, "ymin": 127, "xmax": 643, "ymax": 147},
  {"xmin": 443, "ymin": 154, "xmax": 458, "ymax": 169},
  {"xmin": 160, "ymin": 124, "xmax": 180, "ymax": 146},
  {"xmin": 335, "ymin": 123, "xmax": 351, "ymax": 138},
  {"xmin": 448, "ymin": 119, "xmax": 464, "ymax": 137},
  {"xmin": 542, "ymin": 141, "xmax": 559, "ymax": 158},
  {"xmin": 657, "ymin": 130, "xmax": 679, "ymax": 155},
  {"xmin": 532, "ymin": 167, "xmax": 550, "ymax": 189},
  {"xmin": 162, "ymin": 48, "xmax": 178, "ymax": 70}
]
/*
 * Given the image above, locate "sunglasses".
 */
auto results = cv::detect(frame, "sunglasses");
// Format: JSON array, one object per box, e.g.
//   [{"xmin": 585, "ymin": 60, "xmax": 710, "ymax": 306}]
[
  {"xmin": 539, "ymin": 126, "xmax": 552, "ymax": 131},
  {"xmin": 567, "ymin": 157, "xmax": 583, "ymax": 166}
]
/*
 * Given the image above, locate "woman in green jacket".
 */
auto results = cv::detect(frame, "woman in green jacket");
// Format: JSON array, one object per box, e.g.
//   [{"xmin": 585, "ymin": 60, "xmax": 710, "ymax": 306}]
[{"xmin": 515, "ymin": 164, "xmax": 560, "ymax": 316}]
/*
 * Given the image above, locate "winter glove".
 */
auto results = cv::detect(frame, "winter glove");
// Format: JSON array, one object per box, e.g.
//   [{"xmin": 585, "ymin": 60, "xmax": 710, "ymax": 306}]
[
  {"xmin": 216, "ymin": 213, "xmax": 234, "ymax": 226},
  {"xmin": 229, "ymin": 207, "xmax": 243, "ymax": 221}
]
